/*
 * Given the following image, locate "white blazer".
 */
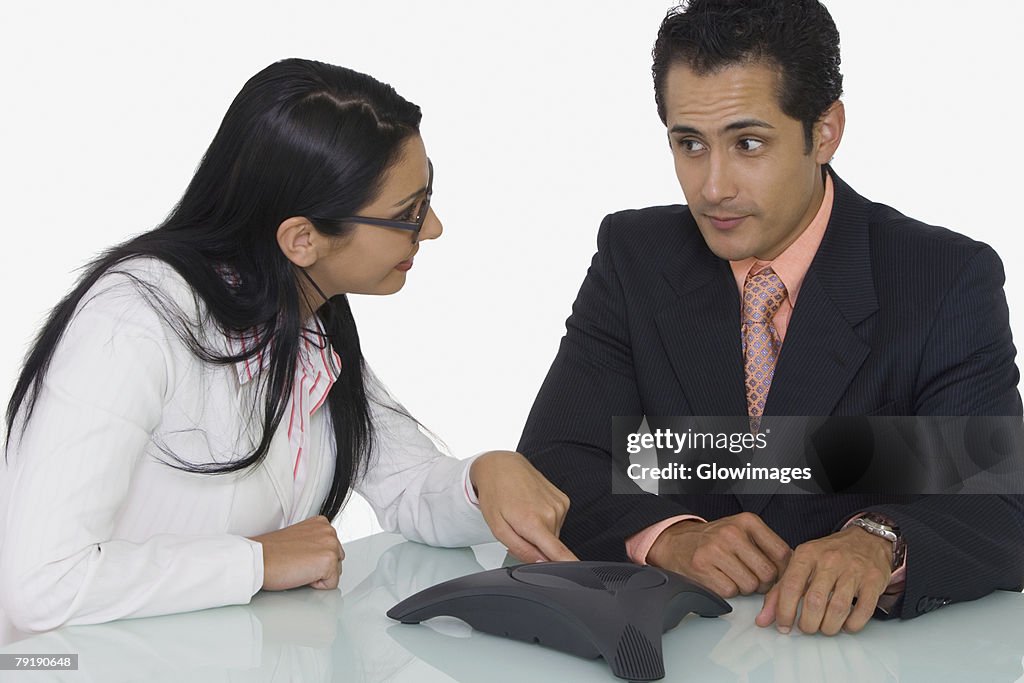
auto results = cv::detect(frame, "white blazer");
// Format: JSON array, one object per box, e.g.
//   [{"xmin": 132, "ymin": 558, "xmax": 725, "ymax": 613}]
[{"xmin": 0, "ymin": 258, "xmax": 493, "ymax": 632}]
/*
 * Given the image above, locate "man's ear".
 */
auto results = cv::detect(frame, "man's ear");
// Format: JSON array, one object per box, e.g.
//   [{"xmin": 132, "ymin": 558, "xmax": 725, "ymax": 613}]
[
  {"xmin": 276, "ymin": 217, "xmax": 319, "ymax": 268},
  {"xmin": 814, "ymin": 100, "xmax": 845, "ymax": 165}
]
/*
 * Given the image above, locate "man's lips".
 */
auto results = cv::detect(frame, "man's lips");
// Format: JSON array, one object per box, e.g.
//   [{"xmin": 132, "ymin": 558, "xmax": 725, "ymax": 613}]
[{"xmin": 706, "ymin": 214, "xmax": 749, "ymax": 230}]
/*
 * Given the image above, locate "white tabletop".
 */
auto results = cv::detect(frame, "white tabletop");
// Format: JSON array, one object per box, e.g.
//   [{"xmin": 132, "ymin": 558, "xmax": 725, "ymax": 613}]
[{"xmin": 2, "ymin": 532, "xmax": 1022, "ymax": 682}]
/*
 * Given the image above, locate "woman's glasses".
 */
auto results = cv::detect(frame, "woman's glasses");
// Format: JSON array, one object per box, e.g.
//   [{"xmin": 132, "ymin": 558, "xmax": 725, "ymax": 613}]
[{"xmin": 336, "ymin": 160, "xmax": 433, "ymax": 243}]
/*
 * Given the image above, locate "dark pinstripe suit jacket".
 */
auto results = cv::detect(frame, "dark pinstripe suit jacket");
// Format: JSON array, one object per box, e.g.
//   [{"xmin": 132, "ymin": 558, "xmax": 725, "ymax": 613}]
[{"xmin": 519, "ymin": 169, "xmax": 1024, "ymax": 619}]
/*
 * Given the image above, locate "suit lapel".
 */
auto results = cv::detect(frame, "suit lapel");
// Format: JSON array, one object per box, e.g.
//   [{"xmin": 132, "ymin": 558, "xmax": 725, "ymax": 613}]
[
  {"xmin": 765, "ymin": 271, "xmax": 871, "ymax": 416},
  {"xmin": 741, "ymin": 171, "xmax": 879, "ymax": 515},
  {"xmin": 765, "ymin": 170, "xmax": 878, "ymax": 418},
  {"xmin": 652, "ymin": 171, "xmax": 879, "ymax": 420},
  {"xmin": 655, "ymin": 228, "xmax": 747, "ymax": 417}
]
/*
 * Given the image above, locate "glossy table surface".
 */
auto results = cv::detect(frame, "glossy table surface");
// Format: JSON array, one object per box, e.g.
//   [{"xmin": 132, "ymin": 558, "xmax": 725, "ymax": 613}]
[{"xmin": 2, "ymin": 532, "xmax": 1022, "ymax": 682}]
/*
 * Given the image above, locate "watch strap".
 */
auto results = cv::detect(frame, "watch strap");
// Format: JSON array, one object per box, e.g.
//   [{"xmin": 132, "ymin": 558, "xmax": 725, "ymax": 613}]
[{"xmin": 851, "ymin": 513, "xmax": 906, "ymax": 571}]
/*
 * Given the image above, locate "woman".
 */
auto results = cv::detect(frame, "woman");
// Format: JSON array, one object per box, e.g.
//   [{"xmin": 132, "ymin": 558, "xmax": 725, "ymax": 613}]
[{"xmin": 0, "ymin": 58, "xmax": 574, "ymax": 632}]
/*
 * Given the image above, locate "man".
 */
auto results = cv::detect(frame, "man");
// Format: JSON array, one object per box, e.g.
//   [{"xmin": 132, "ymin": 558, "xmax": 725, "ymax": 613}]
[{"xmin": 519, "ymin": 0, "xmax": 1024, "ymax": 636}]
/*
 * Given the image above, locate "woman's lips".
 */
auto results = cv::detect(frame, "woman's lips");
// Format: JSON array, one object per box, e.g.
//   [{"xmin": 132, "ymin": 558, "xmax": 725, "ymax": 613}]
[{"xmin": 395, "ymin": 258, "xmax": 414, "ymax": 272}]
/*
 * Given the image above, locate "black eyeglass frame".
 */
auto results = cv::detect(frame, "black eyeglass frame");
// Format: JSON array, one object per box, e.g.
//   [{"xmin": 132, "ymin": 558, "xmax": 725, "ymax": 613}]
[{"xmin": 335, "ymin": 159, "xmax": 433, "ymax": 242}]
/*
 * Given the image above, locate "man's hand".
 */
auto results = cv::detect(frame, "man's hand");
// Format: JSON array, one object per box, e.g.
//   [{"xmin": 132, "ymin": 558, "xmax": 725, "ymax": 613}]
[
  {"xmin": 756, "ymin": 526, "xmax": 892, "ymax": 635},
  {"xmin": 470, "ymin": 451, "xmax": 578, "ymax": 563},
  {"xmin": 250, "ymin": 515, "xmax": 344, "ymax": 591},
  {"xmin": 647, "ymin": 512, "xmax": 791, "ymax": 597}
]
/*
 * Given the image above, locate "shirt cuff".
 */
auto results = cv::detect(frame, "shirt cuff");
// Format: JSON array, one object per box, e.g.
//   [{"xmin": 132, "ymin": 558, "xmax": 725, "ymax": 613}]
[
  {"xmin": 461, "ymin": 453, "xmax": 483, "ymax": 507},
  {"xmin": 626, "ymin": 515, "xmax": 706, "ymax": 565},
  {"xmin": 244, "ymin": 537, "xmax": 265, "ymax": 594}
]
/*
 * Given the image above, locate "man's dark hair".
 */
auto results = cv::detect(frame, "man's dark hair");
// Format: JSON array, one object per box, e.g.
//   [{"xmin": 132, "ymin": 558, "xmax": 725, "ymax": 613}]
[{"xmin": 652, "ymin": 0, "xmax": 843, "ymax": 152}]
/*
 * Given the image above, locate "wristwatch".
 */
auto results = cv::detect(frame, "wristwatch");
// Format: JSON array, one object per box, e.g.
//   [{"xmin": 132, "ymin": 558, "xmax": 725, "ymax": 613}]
[{"xmin": 850, "ymin": 512, "xmax": 906, "ymax": 571}]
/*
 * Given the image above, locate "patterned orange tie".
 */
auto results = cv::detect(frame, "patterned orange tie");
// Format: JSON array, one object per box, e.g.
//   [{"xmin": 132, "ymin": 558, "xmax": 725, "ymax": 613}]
[{"xmin": 743, "ymin": 267, "xmax": 787, "ymax": 431}]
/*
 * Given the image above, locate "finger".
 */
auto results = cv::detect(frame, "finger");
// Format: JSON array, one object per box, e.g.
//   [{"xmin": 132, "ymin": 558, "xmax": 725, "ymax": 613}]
[
  {"xmin": 519, "ymin": 521, "xmax": 578, "ymax": 562},
  {"xmin": 492, "ymin": 493, "xmax": 575, "ymax": 562},
  {"xmin": 797, "ymin": 569, "xmax": 842, "ymax": 635},
  {"xmin": 549, "ymin": 493, "xmax": 570, "ymax": 539},
  {"xmin": 711, "ymin": 548, "xmax": 765, "ymax": 595},
  {"xmin": 819, "ymin": 576, "xmax": 857, "ymax": 636},
  {"xmin": 508, "ymin": 541, "xmax": 549, "ymax": 563},
  {"xmin": 755, "ymin": 584, "xmax": 779, "ymax": 627},
  {"xmin": 501, "ymin": 504, "xmax": 577, "ymax": 561},
  {"xmin": 490, "ymin": 516, "xmax": 549, "ymax": 563},
  {"xmin": 313, "ymin": 553, "xmax": 342, "ymax": 590},
  {"xmin": 731, "ymin": 538, "xmax": 786, "ymax": 589},
  {"xmin": 697, "ymin": 567, "xmax": 741, "ymax": 599},
  {"xmin": 843, "ymin": 584, "xmax": 882, "ymax": 633},
  {"xmin": 311, "ymin": 568, "xmax": 340, "ymax": 590},
  {"xmin": 774, "ymin": 559, "xmax": 812, "ymax": 634},
  {"xmin": 747, "ymin": 522, "xmax": 793, "ymax": 575},
  {"xmin": 697, "ymin": 520, "xmax": 774, "ymax": 593}
]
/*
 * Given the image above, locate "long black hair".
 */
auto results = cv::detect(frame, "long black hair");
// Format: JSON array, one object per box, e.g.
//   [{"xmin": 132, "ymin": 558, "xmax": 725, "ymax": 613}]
[{"xmin": 5, "ymin": 58, "xmax": 423, "ymax": 519}]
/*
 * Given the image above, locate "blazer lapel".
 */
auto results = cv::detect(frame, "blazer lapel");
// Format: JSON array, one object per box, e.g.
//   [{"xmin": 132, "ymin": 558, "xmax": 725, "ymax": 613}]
[
  {"xmin": 743, "ymin": 170, "xmax": 879, "ymax": 516},
  {"xmin": 765, "ymin": 170, "xmax": 878, "ymax": 418},
  {"xmin": 740, "ymin": 265, "xmax": 873, "ymax": 515},
  {"xmin": 654, "ymin": 229, "xmax": 748, "ymax": 417}
]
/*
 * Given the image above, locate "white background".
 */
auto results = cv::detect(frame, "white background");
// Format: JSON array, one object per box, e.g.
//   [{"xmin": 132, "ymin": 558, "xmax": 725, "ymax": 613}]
[{"xmin": 1, "ymin": 2, "xmax": 1022, "ymax": 541}]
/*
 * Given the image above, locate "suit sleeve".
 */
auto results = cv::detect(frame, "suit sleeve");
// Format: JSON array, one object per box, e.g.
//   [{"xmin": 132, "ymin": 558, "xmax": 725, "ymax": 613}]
[
  {"xmin": 518, "ymin": 214, "xmax": 696, "ymax": 561},
  {"xmin": 862, "ymin": 244, "xmax": 1024, "ymax": 618},
  {"xmin": 0, "ymin": 278, "xmax": 263, "ymax": 633}
]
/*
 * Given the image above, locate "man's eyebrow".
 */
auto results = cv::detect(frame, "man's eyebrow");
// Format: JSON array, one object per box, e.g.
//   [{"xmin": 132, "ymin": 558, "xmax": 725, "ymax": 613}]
[
  {"xmin": 392, "ymin": 185, "xmax": 427, "ymax": 208},
  {"xmin": 723, "ymin": 118, "xmax": 774, "ymax": 133},
  {"xmin": 669, "ymin": 119, "xmax": 775, "ymax": 136},
  {"xmin": 669, "ymin": 124, "xmax": 702, "ymax": 136}
]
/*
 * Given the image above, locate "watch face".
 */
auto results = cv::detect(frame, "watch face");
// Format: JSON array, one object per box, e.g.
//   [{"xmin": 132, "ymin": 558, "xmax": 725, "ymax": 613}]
[{"xmin": 863, "ymin": 512, "xmax": 899, "ymax": 533}]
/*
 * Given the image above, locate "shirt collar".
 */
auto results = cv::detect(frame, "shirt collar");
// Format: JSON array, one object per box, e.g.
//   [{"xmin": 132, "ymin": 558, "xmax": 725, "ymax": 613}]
[
  {"xmin": 225, "ymin": 316, "xmax": 341, "ymax": 389},
  {"xmin": 216, "ymin": 265, "xmax": 341, "ymax": 389},
  {"xmin": 730, "ymin": 172, "xmax": 834, "ymax": 305}
]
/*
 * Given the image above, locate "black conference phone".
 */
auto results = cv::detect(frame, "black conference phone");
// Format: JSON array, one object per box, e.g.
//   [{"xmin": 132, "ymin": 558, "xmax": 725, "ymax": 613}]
[{"xmin": 387, "ymin": 561, "xmax": 730, "ymax": 681}]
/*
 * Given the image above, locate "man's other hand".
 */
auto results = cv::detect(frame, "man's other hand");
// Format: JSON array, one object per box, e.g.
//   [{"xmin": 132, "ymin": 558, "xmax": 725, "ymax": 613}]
[
  {"xmin": 756, "ymin": 526, "xmax": 892, "ymax": 635},
  {"xmin": 647, "ymin": 512, "xmax": 792, "ymax": 597}
]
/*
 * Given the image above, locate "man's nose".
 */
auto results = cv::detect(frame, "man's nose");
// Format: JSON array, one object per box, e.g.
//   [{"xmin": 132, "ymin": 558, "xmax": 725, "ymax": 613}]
[{"xmin": 701, "ymin": 150, "xmax": 738, "ymax": 205}]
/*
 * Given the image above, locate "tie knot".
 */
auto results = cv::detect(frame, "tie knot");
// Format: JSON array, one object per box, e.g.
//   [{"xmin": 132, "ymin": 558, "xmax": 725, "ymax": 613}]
[{"xmin": 743, "ymin": 267, "xmax": 787, "ymax": 324}]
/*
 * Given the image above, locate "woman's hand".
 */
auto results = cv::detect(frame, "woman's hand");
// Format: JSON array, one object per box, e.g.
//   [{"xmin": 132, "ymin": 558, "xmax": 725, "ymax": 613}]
[
  {"xmin": 250, "ymin": 515, "xmax": 344, "ymax": 591},
  {"xmin": 470, "ymin": 451, "xmax": 578, "ymax": 563}
]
